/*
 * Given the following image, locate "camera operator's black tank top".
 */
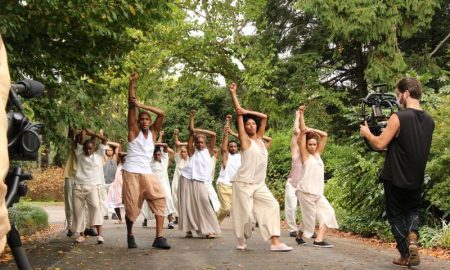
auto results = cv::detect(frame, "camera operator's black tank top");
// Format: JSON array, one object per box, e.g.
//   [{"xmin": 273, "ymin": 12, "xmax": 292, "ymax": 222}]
[{"xmin": 380, "ymin": 108, "xmax": 435, "ymax": 189}]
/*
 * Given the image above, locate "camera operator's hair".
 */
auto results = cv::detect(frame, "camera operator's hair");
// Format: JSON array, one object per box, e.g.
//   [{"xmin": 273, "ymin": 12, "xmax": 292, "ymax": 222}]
[
  {"xmin": 397, "ymin": 77, "xmax": 422, "ymax": 99},
  {"xmin": 306, "ymin": 131, "xmax": 319, "ymax": 142}
]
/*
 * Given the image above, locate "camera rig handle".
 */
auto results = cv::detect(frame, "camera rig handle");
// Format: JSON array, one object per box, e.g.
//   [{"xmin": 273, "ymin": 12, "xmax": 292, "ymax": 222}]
[{"xmin": 360, "ymin": 92, "xmax": 401, "ymax": 152}]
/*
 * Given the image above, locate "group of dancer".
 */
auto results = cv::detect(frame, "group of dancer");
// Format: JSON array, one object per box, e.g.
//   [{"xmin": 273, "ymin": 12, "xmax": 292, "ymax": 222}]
[{"xmin": 62, "ymin": 72, "xmax": 340, "ymax": 251}]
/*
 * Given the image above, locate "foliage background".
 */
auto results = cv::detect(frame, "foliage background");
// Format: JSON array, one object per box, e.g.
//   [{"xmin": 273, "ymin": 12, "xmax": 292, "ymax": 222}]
[{"xmin": 1, "ymin": 0, "xmax": 449, "ymax": 245}]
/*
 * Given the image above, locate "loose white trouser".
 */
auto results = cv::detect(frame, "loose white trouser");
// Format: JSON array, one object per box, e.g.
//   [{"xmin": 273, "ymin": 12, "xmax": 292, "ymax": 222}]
[
  {"xmin": 296, "ymin": 190, "xmax": 338, "ymax": 238},
  {"xmin": 232, "ymin": 181, "xmax": 280, "ymax": 242},
  {"xmin": 72, "ymin": 184, "xmax": 103, "ymax": 233},
  {"xmin": 64, "ymin": 178, "xmax": 74, "ymax": 230},
  {"xmin": 284, "ymin": 181, "xmax": 299, "ymax": 233},
  {"xmin": 205, "ymin": 181, "xmax": 221, "ymax": 213},
  {"xmin": 98, "ymin": 183, "xmax": 110, "ymax": 217}
]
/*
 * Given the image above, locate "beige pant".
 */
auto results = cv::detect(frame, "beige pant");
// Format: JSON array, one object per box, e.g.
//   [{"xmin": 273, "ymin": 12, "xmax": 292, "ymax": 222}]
[
  {"xmin": 122, "ymin": 171, "xmax": 166, "ymax": 222},
  {"xmin": 232, "ymin": 182, "xmax": 280, "ymax": 242},
  {"xmin": 64, "ymin": 178, "xmax": 74, "ymax": 230},
  {"xmin": 98, "ymin": 184, "xmax": 110, "ymax": 216},
  {"xmin": 217, "ymin": 183, "xmax": 232, "ymax": 223},
  {"xmin": 0, "ymin": 36, "xmax": 11, "ymax": 253},
  {"xmin": 284, "ymin": 181, "xmax": 299, "ymax": 232},
  {"xmin": 72, "ymin": 184, "xmax": 103, "ymax": 233},
  {"xmin": 296, "ymin": 191, "xmax": 338, "ymax": 238}
]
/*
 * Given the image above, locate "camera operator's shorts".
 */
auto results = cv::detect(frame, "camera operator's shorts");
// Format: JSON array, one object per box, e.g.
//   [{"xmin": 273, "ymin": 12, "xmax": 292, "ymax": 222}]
[{"xmin": 122, "ymin": 171, "xmax": 166, "ymax": 222}]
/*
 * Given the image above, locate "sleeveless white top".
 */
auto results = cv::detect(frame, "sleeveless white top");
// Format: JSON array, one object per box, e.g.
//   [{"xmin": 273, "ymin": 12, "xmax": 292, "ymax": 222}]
[
  {"xmin": 122, "ymin": 131, "xmax": 154, "ymax": 174},
  {"xmin": 181, "ymin": 148, "xmax": 212, "ymax": 182},
  {"xmin": 217, "ymin": 153, "xmax": 241, "ymax": 186},
  {"xmin": 234, "ymin": 139, "xmax": 268, "ymax": 184},
  {"xmin": 298, "ymin": 154, "xmax": 324, "ymax": 195}
]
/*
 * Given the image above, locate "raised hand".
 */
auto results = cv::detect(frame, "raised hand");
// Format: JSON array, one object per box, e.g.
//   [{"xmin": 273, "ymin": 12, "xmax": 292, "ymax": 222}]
[
  {"xmin": 174, "ymin": 129, "xmax": 179, "ymax": 135},
  {"xmin": 225, "ymin": 114, "xmax": 232, "ymax": 126},
  {"xmin": 130, "ymin": 72, "xmax": 138, "ymax": 82},
  {"xmin": 236, "ymin": 108, "xmax": 246, "ymax": 116},
  {"xmin": 160, "ymin": 130, "xmax": 164, "ymax": 136},
  {"xmin": 129, "ymin": 96, "xmax": 137, "ymax": 106},
  {"xmin": 228, "ymin": 82, "xmax": 237, "ymax": 94},
  {"xmin": 299, "ymin": 105, "xmax": 305, "ymax": 113}
]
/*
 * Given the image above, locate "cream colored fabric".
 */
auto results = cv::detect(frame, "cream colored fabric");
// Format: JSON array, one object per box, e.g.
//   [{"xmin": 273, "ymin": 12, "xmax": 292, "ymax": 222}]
[
  {"xmin": 181, "ymin": 148, "xmax": 212, "ymax": 182},
  {"xmin": 177, "ymin": 175, "xmax": 221, "ymax": 235},
  {"xmin": 71, "ymin": 184, "xmax": 104, "ymax": 233},
  {"xmin": 232, "ymin": 181, "xmax": 280, "ymax": 242},
  {"xmin": 234, "ymin": 140, "xmax": 268, "ymax": 184},
  {"xmin": 171, "ymin": 154, "xmax": 188, "ymax": 217},
  {"xmin": 63, "ymin": 144, "xmax": 77, "ymax": 179},
  {"xmin": 217, "ymin": 182, "xmax": 232, "ymax": 223},
  {"xmin": 284, "ymin": 180, "xmax": 299, "ymax": 232},
  {"xmin": 296, "ymin": 190, "xmax": 338, "ymax": 238},
  {"xmin": 0, "ymin": 36, "xmax": 11, "ymax": 253},
  {"xmin": 122, "ymin": 171, "xmax": 166, "ymax": 222},
  {"xmin": 297, "ymin": 154, "xmax": 324, "ymax": 195}
]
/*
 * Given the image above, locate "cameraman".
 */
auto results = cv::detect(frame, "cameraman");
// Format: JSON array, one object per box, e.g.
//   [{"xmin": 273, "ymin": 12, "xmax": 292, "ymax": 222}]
[
  {"xmin": 0, "ymin": 35, "xmax": 11, "ymax": 253},
  {"xmin": 360, "ymin": 77, "xmax": 435, "ymax": 267}
]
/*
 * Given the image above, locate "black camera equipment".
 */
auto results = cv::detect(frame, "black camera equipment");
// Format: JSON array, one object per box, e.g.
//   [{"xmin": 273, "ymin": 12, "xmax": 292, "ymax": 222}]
[
  {"xmin": 5, "ymin": 79, "xmax": 44, "ymax": 270},
  {"xmin": 359, "ymin": 83, "xmax": 402, "ymax": 152}
]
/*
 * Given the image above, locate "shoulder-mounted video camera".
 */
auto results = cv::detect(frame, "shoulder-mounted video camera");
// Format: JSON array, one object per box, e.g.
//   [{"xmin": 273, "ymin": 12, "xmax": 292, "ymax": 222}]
[
  {"xmin": 359, "ymin": 83, "xmax": 401, "ymax": 152},
  {"xmin": 7, "ymin": 79, "xmax": 44, "ymax": 161}
]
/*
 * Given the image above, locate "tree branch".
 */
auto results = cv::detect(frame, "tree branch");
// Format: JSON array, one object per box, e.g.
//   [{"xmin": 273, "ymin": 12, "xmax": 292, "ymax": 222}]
[{"xmin": 430, "ymin": 32, "xmax": 450, "ymax": 57}]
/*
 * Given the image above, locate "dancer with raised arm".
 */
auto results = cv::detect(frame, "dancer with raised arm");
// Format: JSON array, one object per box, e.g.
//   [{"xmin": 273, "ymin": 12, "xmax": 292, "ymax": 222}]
[
  {"xmin": 216, "ymin": 115, "xmax": 241, "ymax": 224},
  {"xmin": 121, "ymin": 72, "xmax": 170, "ymax": 249},
  {"xmin": 228, "ymin": 82, "xmax": 292, "ymax": 252},
  {"xmin": 295, "ymin": 105, "xmax": 338, "ymax": 247},
  {"xmin": 72, "ymin": 129, "xmax": 108, "ymax": 244},
  {"xmin": 284, "ymin": 109, "xmax": 304, "ymax": 238},
  {"xmin": 171, "ymin": 129, "xmax": 189, "ymax": 224},
  {"xmin": 178, "ymin": 110, "xmax": 221, "ymax": 238}
]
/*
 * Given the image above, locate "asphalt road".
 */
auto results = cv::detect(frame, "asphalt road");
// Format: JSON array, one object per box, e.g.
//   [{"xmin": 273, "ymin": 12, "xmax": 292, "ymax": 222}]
[{"xmin": 1, "ymin": 205, "xmax": 449, "ymax": 270}]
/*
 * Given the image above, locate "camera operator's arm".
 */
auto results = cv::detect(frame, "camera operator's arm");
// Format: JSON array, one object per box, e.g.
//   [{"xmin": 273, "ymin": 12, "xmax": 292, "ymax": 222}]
[{"xmin": 360, "ymin": 114, "xmax": 400, "ymax": 150}]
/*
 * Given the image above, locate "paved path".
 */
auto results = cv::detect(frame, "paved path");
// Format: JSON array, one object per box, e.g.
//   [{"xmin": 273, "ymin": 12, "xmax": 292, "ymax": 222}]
[{"xmin": 1, "ymin": 205, "xmax": 449, "ymax": 270}]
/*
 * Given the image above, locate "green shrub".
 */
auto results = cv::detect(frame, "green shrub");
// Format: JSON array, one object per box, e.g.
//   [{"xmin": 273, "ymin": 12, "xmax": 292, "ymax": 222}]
[
  {"xmin": 8, "ymin": 203, "xmax": 49, "ymax": 235},
  {"xmin": 266, "ymin": 131, "xmax": 292, "ymax": 205},
  {"xmin": 426, "ymin": 94, "xmax": 450, "ymax": 216},
  {"xmin": 419, "ymin": 225, "xmax": 440, "ymax": 248},
  {"xmin": 437, "ymin": 220, "xmax": 450, "ymax": 248}
]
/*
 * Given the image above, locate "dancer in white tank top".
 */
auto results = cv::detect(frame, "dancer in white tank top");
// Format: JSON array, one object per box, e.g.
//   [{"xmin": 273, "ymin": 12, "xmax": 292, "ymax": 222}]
[
  {"xmin": 122, "ymin": 72, "xmax": 170, "ymax": 249},
  {"xmin": 295, "ymin": 105, "xmax": 338, "ymax": 248},
  {"xmin": 228, "ymin": 82, "xmax": 292, "ymax": 252},
  {"xmin": 216, "ymin": 115, "xmax": 241, "ymax": 224}
]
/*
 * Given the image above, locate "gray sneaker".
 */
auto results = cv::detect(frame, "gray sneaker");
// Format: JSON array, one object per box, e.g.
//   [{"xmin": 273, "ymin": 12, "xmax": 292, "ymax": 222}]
[{"xmin": 313, "ymin": 240, "xmax": 333, "ymax": 248}]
